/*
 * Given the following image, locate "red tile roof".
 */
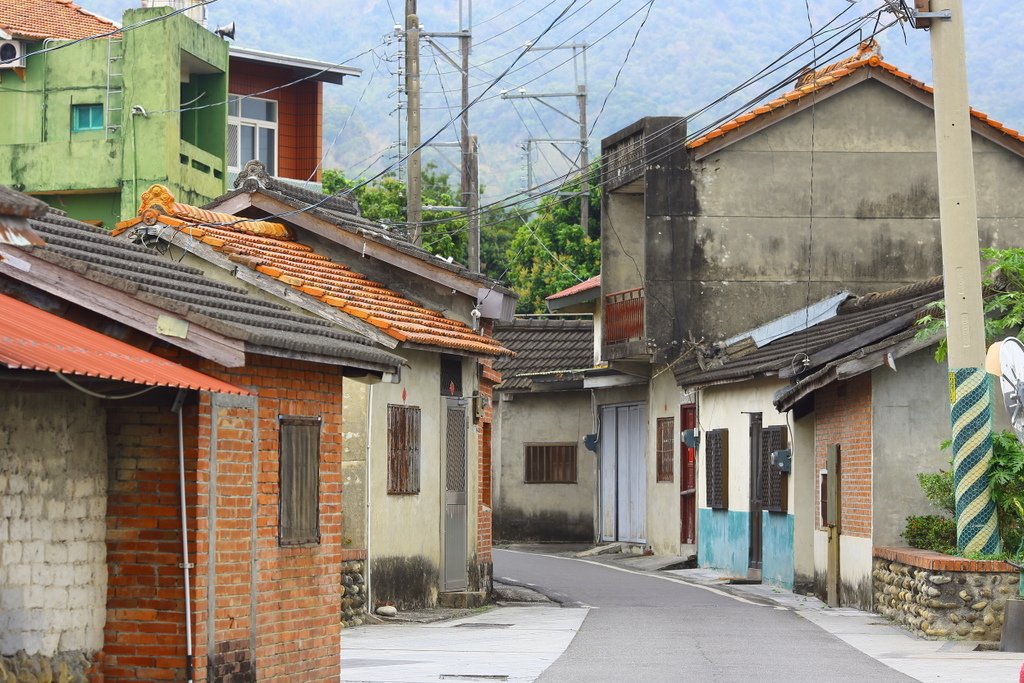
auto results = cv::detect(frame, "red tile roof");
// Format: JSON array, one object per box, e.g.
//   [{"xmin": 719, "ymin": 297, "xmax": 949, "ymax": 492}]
[
  {"xmin": 0, "ymin": 291, "xmax": 248, "ymax": 394},
  {"xmin": 688, "ymin": 40, "xmax": 1024, "ymax": 151},
  {"xmin": 546, "ymin": 274, "xmax": 601, "ymax": 301},
  {"xmin": 0, "ymin": 0, "xmax": 119, "ymax": 41},
  {"xmin": 114, "ymin": 185, "xmax": 512, "ymax": 357}
]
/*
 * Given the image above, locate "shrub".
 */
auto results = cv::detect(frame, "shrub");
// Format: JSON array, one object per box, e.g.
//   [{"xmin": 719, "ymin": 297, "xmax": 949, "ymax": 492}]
[
  {"xmin": 902, "ymin": 515, "xmax": 957, "ymax": 555},
  {"xmin": 917, "ymin": 469, "xmax": 954, "ymax": 515}
]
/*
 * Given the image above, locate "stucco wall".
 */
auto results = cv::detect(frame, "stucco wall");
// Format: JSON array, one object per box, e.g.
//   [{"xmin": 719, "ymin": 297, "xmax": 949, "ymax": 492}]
[
  {"xmin": 871, "ymin": 348, "xmax": 953, "ymax": 547},
  {"xmin": 792, "ymin": 412, "xmax": 816, "ymax": 592},
  {"xmin": 493, "ymin": 390, "xmax": 595, "ymax": 542},
  {"xmin": 689, "ymin": 77, "xmax": 1024, "ymax": 341},
  {"xmin": 645, "ymin": 369, "xmax": 684, "ymax": 555},
  {"xmin": 342, "ymin": 379, "xmax": 369, "ymax": 551},
  {"xmin": 0, "ymin": 391, "xmax": 107, "ymax": 658},
  {"xmin": 367, "ymin": 351, "xmax": 479, "ymax": 608}
]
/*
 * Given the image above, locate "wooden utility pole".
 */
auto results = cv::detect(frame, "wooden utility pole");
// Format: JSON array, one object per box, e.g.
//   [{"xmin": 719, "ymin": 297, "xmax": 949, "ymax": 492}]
[
  {"xmin": 405, "ymin": 1, "xmax": 422, "ymax": 245},
  {"xmin": 915, "ymin": 0, "xmax": 1000, "ymax": 553},
  {"xmin": 459, "ymin": 5, "xmax": 479, "ymax": 272}
]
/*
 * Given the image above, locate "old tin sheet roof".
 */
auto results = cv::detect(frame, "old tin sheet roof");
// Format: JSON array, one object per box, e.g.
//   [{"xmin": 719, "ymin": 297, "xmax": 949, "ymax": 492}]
[
  {"xmin": 0, "ymin": 291, "xmax": 248, "ymax": 394},
  {"xmin": 0, "ymin": 186, "xmax": 47, "ymax": 247},
  {"xmin": 115, "ymin": 184, "xmax": 512, "ymax": 357},
  {"xmin": 546, "ymin": 274, "xmax": 601, "ymax": 302},
  {"xmin": 493, "ymin": 318, "xmax": 594, "ymax": 391},
  {"xmin": 674, "ymin": 278, "xmax": 944, "ymax": 390}
]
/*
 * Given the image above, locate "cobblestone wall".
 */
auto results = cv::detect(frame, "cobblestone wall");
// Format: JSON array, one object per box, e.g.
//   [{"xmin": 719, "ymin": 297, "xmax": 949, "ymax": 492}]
[
  {"xmin": 0, "ymin": 392, "xmax": 107, "ymax": 658},
  {"xmin": 873, "ymin": 555, "xmax": 1019, "ymax": 640},
  {"xmin": 342, "ymin": 559, "xmax": 366, "ymax": 627},
  {"xmin": 0, "ymin": 650, "xmax": 93, "ymax": 682}
]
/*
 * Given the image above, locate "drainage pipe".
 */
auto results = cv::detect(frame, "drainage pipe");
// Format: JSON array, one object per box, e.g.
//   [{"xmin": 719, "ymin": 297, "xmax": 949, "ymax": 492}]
[
  {"xmin": 364, "ymin": 383, "xmax": 374, "ymax": 614},
  {"xmin": 172, "ymin": 389, "xmax": 194, "ymax": 683}
]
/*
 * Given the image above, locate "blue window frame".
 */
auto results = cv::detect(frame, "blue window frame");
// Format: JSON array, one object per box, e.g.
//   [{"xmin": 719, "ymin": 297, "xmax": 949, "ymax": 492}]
[{"xmin": 72, "ymin": 104, "xmax": 104, "ymax": 133}]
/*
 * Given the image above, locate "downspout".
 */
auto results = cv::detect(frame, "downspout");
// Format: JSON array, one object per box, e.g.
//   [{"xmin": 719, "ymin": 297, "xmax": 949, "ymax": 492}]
[
  {"xmin": 41, "ymin": 39, "xmax": 58, "ymax": 142},
  {"xmin": 364, "ymin": 383, "xmax": 374, "ymax": 614},
  {"xmin": 172, "ymin": 389, "xmax": 195, "ymax": 683}
]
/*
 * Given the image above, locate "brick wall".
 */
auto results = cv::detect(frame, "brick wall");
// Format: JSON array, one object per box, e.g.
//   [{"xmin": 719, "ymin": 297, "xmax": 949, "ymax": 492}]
[
  {"xmin": 102, "ymin": 353, "xmax": 344, "ymax": 682},
  {"xmin": 476, "ymin": 330, "xmax": 500, "ymax": 570},
  {"xmin": 814, "ymin": 375, "xmax": 872, "ymax": 538},
  {"xmin": 0, "ymin": 391, "xmax": 107, "ymax": 660}
]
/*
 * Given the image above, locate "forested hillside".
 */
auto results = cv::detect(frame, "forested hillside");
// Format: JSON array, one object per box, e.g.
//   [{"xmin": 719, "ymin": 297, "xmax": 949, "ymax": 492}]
[{"xmin": 86, "ymin": 1, "xmax": 1024, "ymax": 199}]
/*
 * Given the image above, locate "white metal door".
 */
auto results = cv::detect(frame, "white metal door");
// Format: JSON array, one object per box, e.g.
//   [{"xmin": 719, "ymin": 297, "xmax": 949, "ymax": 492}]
[{"xmin": 599, "ymin": 403, "xmax": 647, "ymax": 544}]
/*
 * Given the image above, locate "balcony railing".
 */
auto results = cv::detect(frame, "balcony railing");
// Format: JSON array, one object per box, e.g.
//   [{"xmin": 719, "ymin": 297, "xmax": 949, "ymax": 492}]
[{"xmin": 604, "ymin": 287, "xmax": 645, "ymax": 345}]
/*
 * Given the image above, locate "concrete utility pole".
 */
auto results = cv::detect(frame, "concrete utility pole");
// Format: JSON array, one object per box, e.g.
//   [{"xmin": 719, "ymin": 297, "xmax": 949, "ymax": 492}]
[
  {"xmin": 502, "ymin": 44, "xmax": 589, "ymax": 232},
  {"xmin": 914, "ymin": 0, "xmax": 1000, "ymax": 553},
  {"xmin": 405, "ymin": 1, "xmax": 423, "ymax": 245}
]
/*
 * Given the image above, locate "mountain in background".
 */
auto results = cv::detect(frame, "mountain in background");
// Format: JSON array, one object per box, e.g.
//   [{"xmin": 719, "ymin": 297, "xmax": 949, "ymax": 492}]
[{"xmin": 83, "ymin": 1, "xmax": 1024, "ymax": 202}]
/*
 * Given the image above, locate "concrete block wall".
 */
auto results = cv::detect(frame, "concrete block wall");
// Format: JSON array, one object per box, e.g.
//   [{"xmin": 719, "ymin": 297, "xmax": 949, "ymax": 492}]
[{"xmin": 0, "ymin": 391, "xmax": 107, "ymax": 661}]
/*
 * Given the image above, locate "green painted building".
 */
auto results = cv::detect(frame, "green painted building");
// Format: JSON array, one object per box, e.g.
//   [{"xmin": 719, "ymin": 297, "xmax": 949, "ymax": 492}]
[{"xmin": 0, "ymin": 5, "xmax": 228, "ymax": 227}]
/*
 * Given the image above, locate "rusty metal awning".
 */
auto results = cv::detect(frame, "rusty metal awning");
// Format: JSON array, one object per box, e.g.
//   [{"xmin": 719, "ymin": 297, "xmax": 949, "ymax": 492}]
[{"xmin": 0, "ymin": 292, "xmax": 249, "ymax": 395}]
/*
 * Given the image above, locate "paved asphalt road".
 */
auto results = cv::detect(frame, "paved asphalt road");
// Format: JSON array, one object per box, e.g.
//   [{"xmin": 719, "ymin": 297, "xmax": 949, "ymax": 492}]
[{"xmin": 494, "ymin": 549, "xmax": 916, "ymax": 683}]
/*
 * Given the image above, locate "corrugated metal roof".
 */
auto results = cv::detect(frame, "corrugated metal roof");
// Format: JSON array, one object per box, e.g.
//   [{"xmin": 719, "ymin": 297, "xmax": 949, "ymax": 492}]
[
  {"xmin": 0, "ymin": 292, "xmax": 248, "ymax": 394},
  {"xmin": 546, "ymin": 275, "xmax": 601, "ymax": 301}
]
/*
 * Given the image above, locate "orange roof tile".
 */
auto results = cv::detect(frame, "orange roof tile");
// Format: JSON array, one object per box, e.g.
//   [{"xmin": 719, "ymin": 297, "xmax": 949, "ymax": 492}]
[
  {"xmin": 115, "ymin": 185, "xmax": 513, "ymax": 357},
  {"xmin": 0, "ymin": 0, "xmax": 118, "ymax": 41},
  {"xmin": 688, "ymin": 40, "xmax": 1024, "ymax": 152}
]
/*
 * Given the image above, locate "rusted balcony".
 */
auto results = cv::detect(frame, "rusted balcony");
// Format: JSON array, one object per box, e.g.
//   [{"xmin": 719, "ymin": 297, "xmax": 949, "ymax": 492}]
[{"xmin": 603, "ymin": 287, "xmax": 645, "ymax": 350}]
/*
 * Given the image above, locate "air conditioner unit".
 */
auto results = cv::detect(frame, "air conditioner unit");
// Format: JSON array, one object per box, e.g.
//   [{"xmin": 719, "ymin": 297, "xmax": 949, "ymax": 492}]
[{"xmin": 0, "ymin": 40, "xmax": 25, "ymax": 69}]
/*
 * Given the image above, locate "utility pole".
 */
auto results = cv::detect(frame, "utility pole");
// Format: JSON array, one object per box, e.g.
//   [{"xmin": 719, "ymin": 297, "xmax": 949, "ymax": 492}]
[
  {"xmin": 502, "ymin": 44, "xmax": 589, "ymax": 231},
  {"xmin": 913, "ymin": 0, "xmax": 1000, "ymax": 553},
  {"xmin": 421, "ymin": 1, "xmax": 480, "ymax": 271},
  {"xmin": 405, "ymin": 0, "xmax": 422, "ymax": 245}
]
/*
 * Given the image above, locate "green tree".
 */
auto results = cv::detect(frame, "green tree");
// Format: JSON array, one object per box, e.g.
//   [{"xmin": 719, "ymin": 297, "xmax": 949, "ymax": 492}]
[
  {"xmin": 322, "ymin": 164, "xmax": 467, "ymax": 263},
  {"xmin": 504, "ymin": 179, "xmax": 601, "ymax": 313}
]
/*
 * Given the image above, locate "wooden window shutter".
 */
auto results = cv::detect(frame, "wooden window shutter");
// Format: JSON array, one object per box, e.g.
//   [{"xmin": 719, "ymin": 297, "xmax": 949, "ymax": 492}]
[
  {"xmin": 705, "ymin": 428, "xmax": 729, "ymax": 510},
  {"xmin": 656, "ymin": 417, "xmax": 674, "ymax": 482},
  {"xmin": 762, "ymin": 425, "xmax": 789, "ymax": 513},
  {"xmin": 524, "ymin": 444, "xmax": 577, "ymax": 483},
  {"xmin": 387, "ymin": 405, "xmax": 421, "ymax": 494},
  {"xmin": 278, "ymin": 416, "xmax": 321, "ymax": 546}
]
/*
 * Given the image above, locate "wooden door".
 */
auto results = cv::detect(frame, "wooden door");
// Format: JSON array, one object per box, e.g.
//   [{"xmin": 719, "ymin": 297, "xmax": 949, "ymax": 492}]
[
  {"xmin": 680, "ymin": 404, "xmax": 697, "ymax": 545},
  {"xmin": 748, "ymin": 412, "xmax": 763, "ymax": 578}
]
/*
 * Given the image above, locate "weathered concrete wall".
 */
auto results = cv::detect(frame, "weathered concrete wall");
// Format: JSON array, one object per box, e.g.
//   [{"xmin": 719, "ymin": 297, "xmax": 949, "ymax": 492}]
[
  {"xmin": 871, "ymin": 348, "xmax": 953, "ymax": 547},
  {"xmin": 0, "ymin": 391, "xmax": 107, "ymax": 659},
  {"xmin": 688, "ymin": 78, "xmax": 1024, "ymax": 341},
  {"xmin": 645, "ymin": 369, "xmax": 683, "ymax": 555},
  {"xmin": 493, "ymin": 390, "xmax": 595, "ymax": 543},
  {"xmin": 874, "ymin": 551, "xmax": 1018, "ymax": 640}
]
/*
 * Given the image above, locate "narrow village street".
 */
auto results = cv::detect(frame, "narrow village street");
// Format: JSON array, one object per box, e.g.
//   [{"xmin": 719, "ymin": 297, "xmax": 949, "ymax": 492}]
[{"xmin": 342, "ymin": 547, "xmax": 1024, "ymax": 682}]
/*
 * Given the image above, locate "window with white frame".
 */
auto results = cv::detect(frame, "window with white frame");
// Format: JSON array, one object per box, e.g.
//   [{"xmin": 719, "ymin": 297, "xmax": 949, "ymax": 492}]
[{"xmin": 227, "ymin": 95, "xmax": 278, "ymax": 175}]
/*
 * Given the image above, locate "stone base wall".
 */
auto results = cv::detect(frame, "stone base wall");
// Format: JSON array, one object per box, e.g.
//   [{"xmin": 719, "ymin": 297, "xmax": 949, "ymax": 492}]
[
  {"xmin": 341, "ymin": 557, "xmax": 366, "ymax": 628},
  {"xmin": 873, "ymin": 547, "xmax": 1019, "ymax": 641},
  {"xmin": 0, "ymin": 651, "xmax": 93, "ymax": 682}
]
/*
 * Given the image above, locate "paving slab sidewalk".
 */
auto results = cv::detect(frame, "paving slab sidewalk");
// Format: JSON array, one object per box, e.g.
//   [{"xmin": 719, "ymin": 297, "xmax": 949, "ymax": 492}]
[{"xmin": 341, "ymin": 605, "xmax": 588, "ymax": 683}]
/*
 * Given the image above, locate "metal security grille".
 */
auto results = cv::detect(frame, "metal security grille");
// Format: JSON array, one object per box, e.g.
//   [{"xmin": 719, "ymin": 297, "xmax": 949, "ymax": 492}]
[
  {"xmin": 656, "ymin": 417, "xmax": 674, "ymax": 482},
  {"xmin": 387, "ymin": 405, "xmax": 421, "ymax": 495},
  {"xmin": 524, "ymin": 443, "xmax": 577, "ymax": 484},
  {"xmin": 705, "ymin": 429, "xmax": 729, "ymax": 509},
  {"xmin": 761, "ymin": 426, "xmax": 789, "ymax": 513},
  {"xmin": 445, "ymin": 406, "xmax": 467, "ymax": 492},
  {"xmin": 278, "ymin": 416, "xmax": 321, "ymax": 545}
]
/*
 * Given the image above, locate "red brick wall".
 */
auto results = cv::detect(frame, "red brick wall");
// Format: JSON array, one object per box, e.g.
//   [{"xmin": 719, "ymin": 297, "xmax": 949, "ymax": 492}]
[
  {"xmin": 229, "ymin": 61, "xmax": 324, "ymax": 182},
  {"xmin": 102, "ymin": 353, "xmax": 344, "ymax": 682},
  {"xmin": 814, "ymin": 375, "xmax": 873, "ymax": 538},
  {"xmin": 476, "ymin": 323, "xmax": 500, "ymax": 569}
]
